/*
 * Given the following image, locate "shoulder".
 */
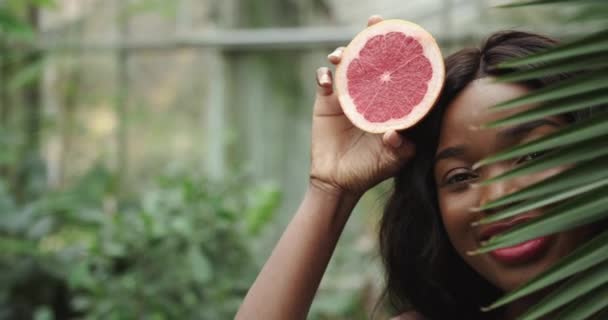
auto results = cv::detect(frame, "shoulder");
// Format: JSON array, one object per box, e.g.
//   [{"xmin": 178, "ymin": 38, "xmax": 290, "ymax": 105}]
[{"xmin": 390, "ymin": 311, "xmax": 427, "ymax": 320}]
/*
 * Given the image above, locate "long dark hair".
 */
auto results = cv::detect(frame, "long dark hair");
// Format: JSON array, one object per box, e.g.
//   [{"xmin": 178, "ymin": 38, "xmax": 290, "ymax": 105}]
[{"xmin": 378, "ymin": 30, "xmax": 598, "ymax": 319}]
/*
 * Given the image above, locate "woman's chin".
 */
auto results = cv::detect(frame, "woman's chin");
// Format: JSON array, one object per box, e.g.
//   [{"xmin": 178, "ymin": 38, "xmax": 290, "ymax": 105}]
[{"xmin": 479, "ymin": 227, "xmax": 594, "ymax": 292}]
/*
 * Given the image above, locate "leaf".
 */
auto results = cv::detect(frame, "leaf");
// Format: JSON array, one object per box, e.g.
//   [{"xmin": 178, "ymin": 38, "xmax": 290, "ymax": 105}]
[
  {"xmin": 475, "ymin": 157, "xmax": 608, "ymax": 210},
  {"xmin": 483, "ymin": 91, "xmax": 608, "ymax": 128},
  {"xmin": 474, "ymin": 111, "xmax": 608, "ymax": 168},
  {"xmin": 498, "ymin": 30, "xmax": 608, "ymax": 67},
  {"xmin": 188, "ymin": 246, "xmax": 212, "ymax": 285},
  {"xmin": 478, "ymin": 136, "xmax": 608, "ymax": 185},
  {"xmin": 495, "ymin": 54, "xmax": 608, "ymax": 83},
  {"xmin": 491, "ymin": 72, "xmax": 608, "ymax": 110},
  {"xmin": 473, "ymin": 177, "xmax": 608, "ymax": 225},
  {"xmin": 245, "ymin": 183, "xmax": 281, "ymax": 235},
  {"xmin": 33, "ymin": 306, "xmax": 53, "ymax": 320},
  {"xmin": 554, "ymin": 284, "xmax": 608, "ymax": 320},
  {"xmin": 473, "ymin": 186, "xmax": 608, "ymax": 253},
  {"xmin": 497, "ymin": 0, "xmax": 608, "ymax": 8},
  {"xmin": 481, "ymin": 229, "xmax": 608, "ymax": 310},
  {"xmin": 0, "ymin": 8, "xmax": 34, "ymax": 39},
  {"xmin": 26, "ymin": 216, "xmax": 55, "ymax": 239},
  {"xmin": 517, "ymin": 261, "xmax": 608, "ymax": 320},
  {"xmin": 31, "ymin": 0, "xmax": 57, "ymax": 7},
  {"xmin": 8, "ymin": 57, "xmax": 46, "ymax": 92},
  {"xmin": 569, "ymin": 5, "xmax": 608, "ymax": 22}
]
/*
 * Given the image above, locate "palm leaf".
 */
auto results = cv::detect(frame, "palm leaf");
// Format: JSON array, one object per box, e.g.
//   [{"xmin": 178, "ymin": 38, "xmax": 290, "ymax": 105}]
[
  {"xmin": 481, "ymin": 229, "xmax": 608, "ymax": 310},
  {"xmin": 553, "ymin": 284, "xmax": 608, "ymax": 320},
  {"xmin": 485, "ymin": 0, "xmax": 608, "ymax": 319},
  {"xmin": 472, "ymin": 177, "xmax": 608, "ymax": 226},
  {"xmin": 498, "ymin": 0, "xmax": 608, "ymax": 8},
  {"xmin": 483, "ymin": 90, "xmax": 608, "ymax": 128},
  {"xmin": 569, "ymin": 5, "xmax": 608, "ymax": 22},
  {"xmin": 497, "ymin": 30, "xmax": 608, "ymax": 68},
  {"xmin": 476, "ymin": 136, "xmax": 608, "ymax": 185},
  {"xmin": 474, "ymin": 111, "xmax": 608, "ymax": 168},
  {"xmin": 491, "ymin": 72, "xmax": 608, "ymax": 110},
  {"xmin": 495, "ymin": 54, "xmax": 608, "ymax": 83},
  {"xmin": 475, "ymin": 157, "xmax": 608, "ymax": 210},
  {"xmin": 517, "ymin": 261, "xmax": 608, "ymax": 320},
  {"xmin": 471, "ymin": 185, "xmax": 608, "ymax": 253}
]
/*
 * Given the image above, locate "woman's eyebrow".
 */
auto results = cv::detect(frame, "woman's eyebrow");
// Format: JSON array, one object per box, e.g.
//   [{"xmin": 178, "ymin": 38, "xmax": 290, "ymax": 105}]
[
  {"xmin": 497, "ymin": 119, "xmax": 562, "ymax": 140},
  {"xmin": 435, "ymin": 145, "xmax": 466, "ymax": 164}
]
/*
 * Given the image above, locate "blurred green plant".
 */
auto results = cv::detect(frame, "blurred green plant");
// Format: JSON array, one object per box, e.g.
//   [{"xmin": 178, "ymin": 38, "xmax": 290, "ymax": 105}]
[
  {"xmin": 0, "ymin": 166, "xmax": 281, "ymax": 319},
  {"xmin": 475, "ymin": 1, "xmax": 608, "ymax": 319}
]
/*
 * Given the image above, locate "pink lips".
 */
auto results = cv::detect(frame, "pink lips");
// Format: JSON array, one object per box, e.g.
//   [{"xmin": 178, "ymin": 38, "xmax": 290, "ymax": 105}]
[
  {"xmin": 490, "ymin": 236, "xmax": 552, "ymax": 264},
  {"xmin": 478, "ymin": 216, "xmax": 553, "ymax": 264}
]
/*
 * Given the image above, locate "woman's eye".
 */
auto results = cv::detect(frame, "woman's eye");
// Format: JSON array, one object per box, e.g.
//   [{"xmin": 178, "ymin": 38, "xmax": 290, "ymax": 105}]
[
  {"xmin": 517, "ymin": 149, "xmax": 551, "ymax": 164},
  {"xmin": 445, "ymin": 172, "xmax": 478, "ymax": 185}
]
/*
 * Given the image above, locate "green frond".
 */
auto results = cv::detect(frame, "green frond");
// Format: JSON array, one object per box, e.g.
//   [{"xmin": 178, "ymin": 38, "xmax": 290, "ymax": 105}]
[
  {"xmin": 497, "ymin": 30, "xmax": 608, "ymax": 68},
  {"xmin": 553, "ymin": 284, "xmax": 608, "ymax": 320},
  {"xmin": 483, "ymin": 91, "xmax": 608, "ymax": 128},
  {"xmin": 478, "ymin": 137, "xmax": 608, "ymax": 184},
  {"xmin": 481, "ymin": 230, "xmax": 608, "ymax": 310},
  {"xmin": 518, "ymin": 261, "xmax": 608, "ymax": 320},
  {"xmin": 497, "ymin": 0, "xmax": 608, "ymax": 8},
  {"xmin": 474, "ymin": 177, "xmax": 608, "ymax": 226},
  {"xmin": 474, "ymin": 185, "xmax": 608, "ymax": 252},
  {"xmin": 475, "ymin": 157, "xmax": 608, "ymax": 210},
  {"xmin": 491, "ymin": 72, "xmax": 608, "ymax": 110},
  {"xmin": 475, "ymin": 112, "xmax": 608, "ymax": 168}
]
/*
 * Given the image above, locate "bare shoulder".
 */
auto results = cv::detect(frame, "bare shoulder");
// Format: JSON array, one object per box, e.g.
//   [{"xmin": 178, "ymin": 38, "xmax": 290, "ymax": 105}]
[{"xmin": 390, "ymin": 311, "xmax": 427, "ymax": 320}]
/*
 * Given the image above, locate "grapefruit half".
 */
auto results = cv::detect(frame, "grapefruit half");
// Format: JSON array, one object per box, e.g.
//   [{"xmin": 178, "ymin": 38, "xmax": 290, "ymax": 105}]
[{"xmin": 335, "ymin": 19, "xmax": 445, "ymax": 133}]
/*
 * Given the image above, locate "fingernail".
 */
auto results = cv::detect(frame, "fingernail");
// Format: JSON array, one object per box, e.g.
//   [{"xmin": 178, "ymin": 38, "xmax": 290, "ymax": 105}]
[
  {"xmin": 328, "ymin": 48, "xmax": 342, "ymax": 59},
  {"xmin": 317, "ymin": 68, "xmax": 331, "ymax": 87},
  {"xmin": 319, "ymin": 74, "xmax": 331, "ymax": 86}
]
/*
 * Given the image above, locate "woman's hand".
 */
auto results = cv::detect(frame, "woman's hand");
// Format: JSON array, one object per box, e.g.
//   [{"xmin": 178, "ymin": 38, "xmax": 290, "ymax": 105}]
[{"xmin": 310, "ymin": 15, "xmax": 416, "ymax": 197}]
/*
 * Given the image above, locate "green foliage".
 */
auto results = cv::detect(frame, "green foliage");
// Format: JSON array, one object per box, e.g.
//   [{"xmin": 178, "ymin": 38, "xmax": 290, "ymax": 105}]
[
  {"xmin": 0, "ymin": 0, "xmax": 54, "ymax": 40},
  {"xmin": 0, "ymin": 167, "xmax": 280, "ymax": 319},
  {"xmin": 478, "ymin": 1, "xmax": 608, "ymax": 318}
]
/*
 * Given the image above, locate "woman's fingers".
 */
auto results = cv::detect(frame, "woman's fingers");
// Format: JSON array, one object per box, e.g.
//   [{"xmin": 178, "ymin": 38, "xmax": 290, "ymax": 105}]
[
  {"xmin": 367, "ymin": 14, "xmax": 383, "ymax": 27},
  {"xmin": 383, "ymin": 130, "xmax": 416, "ymax": 160},
  {"xmin": 383, "ymin": 130, "xmax": 402, "ymax": 148},
  {"xmin": 316, "ymin": 67, "xmax": 333, "ymax": 96},
  {"xmin": 327, "ymin": 15, "xmax": 383, "ymax": 65},
  {"xmin": 314, "ymin": 67, "xmax": 342, "ymax": 116},
  {"xmin": 327, "ymin": 47, "xmax": 345, "ymax": 65}
]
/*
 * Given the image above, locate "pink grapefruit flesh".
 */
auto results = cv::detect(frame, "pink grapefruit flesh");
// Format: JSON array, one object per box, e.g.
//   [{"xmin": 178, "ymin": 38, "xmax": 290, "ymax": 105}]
[{"xmin": 335, "ymin": 20, "xmax": 445, "ymax": 133}]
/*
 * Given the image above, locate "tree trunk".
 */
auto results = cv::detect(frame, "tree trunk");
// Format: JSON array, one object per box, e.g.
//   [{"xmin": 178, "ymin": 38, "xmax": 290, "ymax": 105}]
[{"xmin": 14, "ymin": 5, "xmax": 43, "ymax": 204}]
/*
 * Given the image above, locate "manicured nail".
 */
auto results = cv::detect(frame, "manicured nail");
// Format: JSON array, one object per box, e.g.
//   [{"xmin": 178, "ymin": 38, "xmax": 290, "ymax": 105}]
[
  {"xmin": 316, "ymin": 68, "xmax": 331, "ymax": 86},
  {"xmin": 319, "ymin": 73, "xmax": 331, "ymax": 86},
  {"xmin": 328, "ymin": 48, "xmax": 342, "ymax": 59}
]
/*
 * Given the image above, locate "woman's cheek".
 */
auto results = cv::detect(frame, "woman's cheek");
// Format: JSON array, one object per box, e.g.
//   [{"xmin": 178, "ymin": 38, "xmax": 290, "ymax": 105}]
[
  {"xmin": 514, "ymin": 164, "xmax": 569, "ymax": 188},
  {"xmin": 439, "ymin": 189, "xmax": 480, "ymax": 253}
]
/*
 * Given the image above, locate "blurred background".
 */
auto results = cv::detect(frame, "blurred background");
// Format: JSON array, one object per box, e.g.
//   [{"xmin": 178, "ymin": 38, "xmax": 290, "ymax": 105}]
[{"xmin": 0, "ymin": 0, "xmax": 599, "ymax": 319}]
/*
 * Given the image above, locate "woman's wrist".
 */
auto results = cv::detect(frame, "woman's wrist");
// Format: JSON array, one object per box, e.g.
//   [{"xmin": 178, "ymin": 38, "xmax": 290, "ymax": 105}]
[
  {"xmin": 306, "ymin": 178, "xmax": 363, "ymax": 226},
  {"xmin": 308, "ymin": 177, "xmax": 364, "ymax": 201}
]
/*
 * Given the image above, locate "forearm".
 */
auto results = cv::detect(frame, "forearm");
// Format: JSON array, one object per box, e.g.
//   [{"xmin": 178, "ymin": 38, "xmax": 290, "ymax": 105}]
[{"xmin": 235, "ymin": 183, "xmax": 361, "ymax": 320}]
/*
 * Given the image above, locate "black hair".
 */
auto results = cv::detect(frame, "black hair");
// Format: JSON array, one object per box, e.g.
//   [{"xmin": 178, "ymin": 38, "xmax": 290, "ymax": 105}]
[{"xmin": 378, "ymin": 30, "xmax": 603, "ymax": 319}]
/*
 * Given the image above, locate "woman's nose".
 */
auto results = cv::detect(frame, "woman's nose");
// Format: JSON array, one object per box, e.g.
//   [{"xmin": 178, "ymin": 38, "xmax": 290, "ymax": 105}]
[{"xmin": 478, "ymin": 166, "xmax": 517, "ymax": 210}]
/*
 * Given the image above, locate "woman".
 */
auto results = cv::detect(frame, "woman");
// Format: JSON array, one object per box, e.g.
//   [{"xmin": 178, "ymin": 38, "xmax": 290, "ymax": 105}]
[{"xmin": 236, "ymin": 15, "xmax": 602, "ymax": 320}]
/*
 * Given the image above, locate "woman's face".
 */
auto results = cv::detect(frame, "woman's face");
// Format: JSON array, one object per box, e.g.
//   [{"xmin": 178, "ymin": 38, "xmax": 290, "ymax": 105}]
[{"xmin": 433, "ymin": 79, "xmax": 594, "ymax": 291}]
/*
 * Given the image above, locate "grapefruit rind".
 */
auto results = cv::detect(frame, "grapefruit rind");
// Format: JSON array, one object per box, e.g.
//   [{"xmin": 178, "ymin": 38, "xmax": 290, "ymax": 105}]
[{"xmin": 335, "ymin": 19, "xmax": 445, "ymax": 133}]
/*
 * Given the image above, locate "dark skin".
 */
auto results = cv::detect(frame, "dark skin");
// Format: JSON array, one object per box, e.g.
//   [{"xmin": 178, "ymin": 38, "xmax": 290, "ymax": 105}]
[
  {"xmin": 237, "ymin": 15, "xmax": 596, "ymax": 320},
  {"xmin": 434, "ymin": 78, "xmax": 595, "ymax": 319}
]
